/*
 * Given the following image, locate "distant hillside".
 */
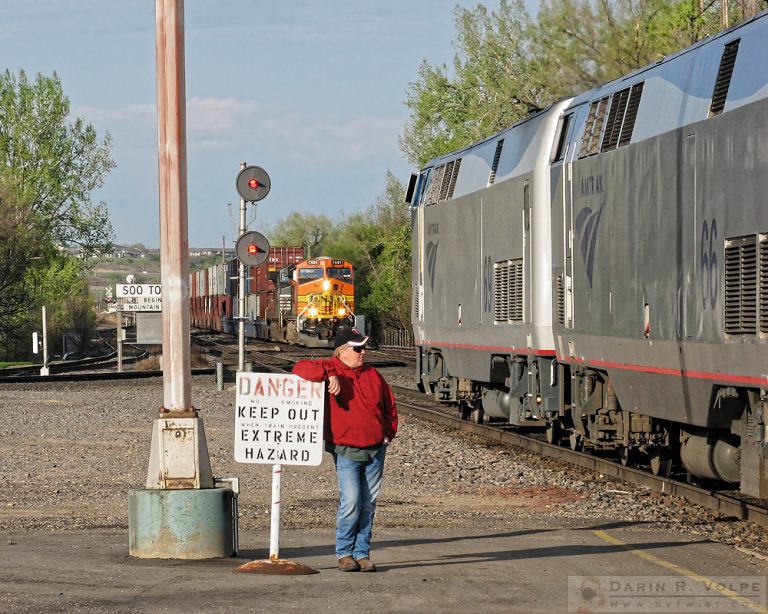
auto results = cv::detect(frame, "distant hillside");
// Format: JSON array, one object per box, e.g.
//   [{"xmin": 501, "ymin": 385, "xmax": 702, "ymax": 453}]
[{"xmin": 88, "ymin": 253, "xmax": 229, "ymax": 299}]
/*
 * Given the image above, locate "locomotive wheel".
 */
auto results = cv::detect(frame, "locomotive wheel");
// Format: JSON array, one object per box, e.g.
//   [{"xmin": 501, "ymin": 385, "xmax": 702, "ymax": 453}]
[
  {"xmin": 649, "ymin": 450, "xmax": 673, "ymax": 477},
  {"xmin": 545, "ymin": 420, "xmax": 560, "ymax": 445}
]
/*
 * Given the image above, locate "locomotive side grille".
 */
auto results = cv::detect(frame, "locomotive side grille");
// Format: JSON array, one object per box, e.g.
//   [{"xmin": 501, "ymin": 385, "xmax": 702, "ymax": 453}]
[
  {"xmin": 488, "ymin": 139, "xmax": 504, "ymax": 185},
  {"xmin": 709, "ymin": 39, "xmax": 740, "ymax": 117},
  {"xmin": 425, "ymin": 165, "xmax": 445, "ymax": 205},
  {"xmin": 579, "ymin": 97, "xmax": 610, "ymax": 158},
  {"xmin": 724, "ymin": 235, "xmax": 757, "ymax": 335},
  {"xmin": 439, "ymin": 160, "xmax": 454, "ymax": 201},
  {"xmin": 588, "ymin": 97, "xmax": 610, "ymax": 156},
  {"xmin": 447, "ymin": 158, "xmax": 462, "ymax": 199},
  {"xmin": 618, "ymin": 82, "xmax": 644, "ymax": 146},
  {"xmin": 761, "ymin": 236, "xmax": 768, "ymax": 334},
  {"xmin": 556, "ymin": 275, "xmax": 565, "ymax": 325},
  {"xmin": 579, "ymin": 101, "xmax": 599, "ymax": 158},
  {"xmin": 494, "ymin": 259, "xmax": 523, "ymax": 323},
  {"xmin": 601, "ymin": 87, "xmax": 630, "ymax": 152}
]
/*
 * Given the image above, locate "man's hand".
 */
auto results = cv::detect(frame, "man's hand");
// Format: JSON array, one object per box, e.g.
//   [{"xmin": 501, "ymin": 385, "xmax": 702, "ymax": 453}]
[{"xmin": 327, "ymin": 375, "xmax": 340, "ymax": 396}]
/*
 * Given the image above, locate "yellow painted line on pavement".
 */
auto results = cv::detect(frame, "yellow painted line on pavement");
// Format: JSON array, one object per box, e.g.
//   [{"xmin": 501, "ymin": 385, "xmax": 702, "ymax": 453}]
[{"xmin": 593, "ymin": 530, "xmax": 767, "ymax": 613}]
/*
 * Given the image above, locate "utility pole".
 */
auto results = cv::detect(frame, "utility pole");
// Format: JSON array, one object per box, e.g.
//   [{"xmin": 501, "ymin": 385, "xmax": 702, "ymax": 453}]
[{"xmin": 128, "ymin": 0, "xmax": 232, "ymax": 561}]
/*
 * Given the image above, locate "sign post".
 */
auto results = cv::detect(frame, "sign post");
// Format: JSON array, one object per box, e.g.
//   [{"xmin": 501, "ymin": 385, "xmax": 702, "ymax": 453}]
[{"xmin": 233, "ymin": 371, "xmax": 324, "ymax": 575}]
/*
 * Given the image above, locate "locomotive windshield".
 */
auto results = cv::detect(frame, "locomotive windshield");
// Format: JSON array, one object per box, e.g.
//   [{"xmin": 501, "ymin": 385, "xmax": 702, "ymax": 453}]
[
  {"xmin": 326, "ymin": 267, "xmax": 353, "ymax": 281},
  {"xmin": 298, "ymin": 267, "xmax": 324, "ymax": 284}
]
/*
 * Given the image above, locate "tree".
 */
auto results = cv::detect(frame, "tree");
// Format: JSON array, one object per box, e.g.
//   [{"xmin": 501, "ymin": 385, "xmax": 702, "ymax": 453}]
[
  {"xmin": 401, "ymin": 0, "xmax": 543, "ymax": 167},
  {"xmin": 268, "ymin": 212, "xmax": 334, "ymax": 258},
  {"xmin": 333, "ymin": 172, "xmax": 412, "ymax": 332},
  {"xmin": 0, "ymin": 187, "xmax": 43, "ymax": 345},
  {"xmin": 25, "ymin": 256, "xmax": 95, "ymax": 355},
  {"xmin": 0, "ymin": 70, "xmax": 115, "ymax": 356},
  {"xmin": 0, "ymin": 69, "xmax": 115, "ymax": 253}
]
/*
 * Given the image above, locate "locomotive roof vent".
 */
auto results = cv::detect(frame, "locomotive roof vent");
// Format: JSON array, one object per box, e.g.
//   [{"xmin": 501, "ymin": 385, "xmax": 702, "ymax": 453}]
[{"xmin": 709, "ymin": 39, "xmax": 740, "ymax": 117}]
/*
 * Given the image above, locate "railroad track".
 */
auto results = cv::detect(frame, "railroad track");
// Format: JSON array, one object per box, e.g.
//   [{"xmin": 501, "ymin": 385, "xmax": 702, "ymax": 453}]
[
  {"xmin": 0, "ymin": 331, "xmax": 407, "ymax": 383},
  {"xmin": 392, "ymin": 385, "xmax": 768, "ymax": 529},
  {"xmin": 191, "ymin": 330, "xmax": 408, "ymax": 372}
]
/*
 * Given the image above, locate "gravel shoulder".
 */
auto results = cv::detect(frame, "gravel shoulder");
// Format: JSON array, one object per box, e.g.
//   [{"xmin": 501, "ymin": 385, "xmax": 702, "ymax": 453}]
[{"xmin": 2, "ymin": 368, "xmax": 768, "ymax": 561}]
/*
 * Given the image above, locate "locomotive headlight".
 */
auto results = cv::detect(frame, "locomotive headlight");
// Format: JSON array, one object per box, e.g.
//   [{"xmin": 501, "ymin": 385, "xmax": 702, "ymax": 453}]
[
  {"xmin": 322, "ymin": 280, "xmax": 331, "ymax": 292},
  {"xmin": 308, "ymin": 307, "xmax": 318, "ymax": 317},
  {"xmin": 338, "ymin": 308, "xmax": 346, "ymax": 316}
]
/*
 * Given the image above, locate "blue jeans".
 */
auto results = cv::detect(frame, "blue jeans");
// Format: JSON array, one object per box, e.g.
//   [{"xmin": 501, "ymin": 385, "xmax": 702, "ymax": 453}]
[{"xmin": 331, "ymin": 445, "xmax": 387, "ymax": 560}]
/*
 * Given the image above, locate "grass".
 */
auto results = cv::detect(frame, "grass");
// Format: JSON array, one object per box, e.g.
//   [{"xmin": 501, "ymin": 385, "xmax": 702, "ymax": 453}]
[{"xmin": 0, "ymin": 361, "xmax": 32, "ymax": 369}]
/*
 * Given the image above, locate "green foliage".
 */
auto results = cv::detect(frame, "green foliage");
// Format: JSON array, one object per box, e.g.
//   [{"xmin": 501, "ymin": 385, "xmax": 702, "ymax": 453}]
[
  {"xmin": 333, "ymin": 172, "xmax": 412, "ymax": 332},
  {"xmin": 25, "ymin": 256, "xmax": 95, "ymax": 354},
  {"xmin": 0, "ymin": 187, "xmax": 43, "ymax": 344},
  {"xmin": 0, "ymin": 70, "xmax": 115, "ymax": 357},
  {"xmin": 402, "ymin": 0, "xmax": 542, "ymax": 166},
  {"xmin": 0, "ymin": 70, "xmax": 115, "ymax": 252},
  {"xmin": 267, "ymin": 212, "xmax": 334, "ymax": 258}
]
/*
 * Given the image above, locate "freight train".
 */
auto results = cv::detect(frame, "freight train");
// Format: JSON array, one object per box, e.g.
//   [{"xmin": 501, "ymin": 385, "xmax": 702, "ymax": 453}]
[
  {"xmin": 190, "ymin": 248, "xmax": 357, "ymax": 347},
  {"xmin": 408, "ymin": 12, "xmax": 768, "ymax": 498}
]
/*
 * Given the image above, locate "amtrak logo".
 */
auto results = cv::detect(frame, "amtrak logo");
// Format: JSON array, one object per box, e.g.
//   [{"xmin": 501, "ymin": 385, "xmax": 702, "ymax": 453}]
[
  {"xmin": 574, "ymin": 204, "xmax": 604, "ymax": 287},
  {"xmin": 426, "ymin": 240, "xmax": 439, "ymax": 293}
]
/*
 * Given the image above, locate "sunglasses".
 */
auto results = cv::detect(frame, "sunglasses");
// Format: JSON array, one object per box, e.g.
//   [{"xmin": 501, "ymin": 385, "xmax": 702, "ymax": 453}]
[{"xmin": 350, "ymin": 345, "xmax": 365, "ymax": 353}]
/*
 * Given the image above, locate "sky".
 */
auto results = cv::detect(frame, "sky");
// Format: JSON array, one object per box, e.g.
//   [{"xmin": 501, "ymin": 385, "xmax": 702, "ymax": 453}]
[{"xmin": 0, "ymin": 0, "xmax": 538, "ymax": 249}]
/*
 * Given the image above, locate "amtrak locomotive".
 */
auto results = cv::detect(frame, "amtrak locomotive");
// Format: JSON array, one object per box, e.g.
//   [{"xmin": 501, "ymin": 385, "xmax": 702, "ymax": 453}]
[{"xmin": 409, "ymin": 12, "xmax": 768, "ymax": 498}]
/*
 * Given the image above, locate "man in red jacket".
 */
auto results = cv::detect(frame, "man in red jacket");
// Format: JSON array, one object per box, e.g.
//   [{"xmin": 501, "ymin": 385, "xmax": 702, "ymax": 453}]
[{"xmin": 292, "ymin": 328, "xmax": 398, "ymax": 572}]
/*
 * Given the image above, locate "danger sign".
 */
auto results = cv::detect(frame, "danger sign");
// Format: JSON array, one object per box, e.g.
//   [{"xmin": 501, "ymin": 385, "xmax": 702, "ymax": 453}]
[{"xmin": 234, "ymin": 373, "xmax": 325, "ymax": 466}]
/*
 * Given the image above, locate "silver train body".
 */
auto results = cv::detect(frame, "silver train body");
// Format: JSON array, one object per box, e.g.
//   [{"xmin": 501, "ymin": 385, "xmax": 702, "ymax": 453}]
[{"xmin": 409, "ymin": 12, "xmax": 768, "ymax": 497}]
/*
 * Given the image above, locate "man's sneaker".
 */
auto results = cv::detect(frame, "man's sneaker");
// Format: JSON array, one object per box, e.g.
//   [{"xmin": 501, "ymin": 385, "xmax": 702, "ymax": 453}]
[
  {"xmin": 338, "ymin": 556, "xmax": 360, "ymax": 572},
  {"xmin": 355, "ymin": 557, "xmax": 376, "ymax": 572}
]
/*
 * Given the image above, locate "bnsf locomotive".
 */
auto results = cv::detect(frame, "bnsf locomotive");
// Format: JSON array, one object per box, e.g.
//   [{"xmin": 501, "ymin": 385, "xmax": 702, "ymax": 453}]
[
  {"xmin": 190, "ymin": 249, "xmax": 356, "ymax": 347},
  {"xmin": 409, "ymin": 11, "xmax": 768, "ymax": 498},
  {"xmin": 266, "ymin": 256, "xmax": 356, "ymax": 346}
]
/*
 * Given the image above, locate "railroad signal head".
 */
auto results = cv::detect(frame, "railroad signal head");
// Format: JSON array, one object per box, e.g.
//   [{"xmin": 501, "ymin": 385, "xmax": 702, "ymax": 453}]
[
  {"xmin": 236, "ymin": 165, "xmax": 271, "ymax": 202},
  {"xmin": 236, "ymin": 231, "xmax": 270, "ymax": 266}
]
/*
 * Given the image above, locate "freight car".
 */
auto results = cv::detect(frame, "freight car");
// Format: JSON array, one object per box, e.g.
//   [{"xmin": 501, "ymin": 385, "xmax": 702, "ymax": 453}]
[
  {"xmin": 190, "ymin": 246, "xmax": 304, "ymax": 336},
  {"xmin": 409, "ymin": 12, "xmax": 768, "ymax": 498},
  {"xmin": 190, "ymin": 248, "xmax": 357, "ymax": 347}
]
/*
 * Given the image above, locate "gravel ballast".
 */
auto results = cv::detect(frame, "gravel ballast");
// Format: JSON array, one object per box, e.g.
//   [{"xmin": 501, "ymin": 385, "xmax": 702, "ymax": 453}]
[{"xmin": 2, "ymin": 368, "xmax": 768, "ymax": 561}]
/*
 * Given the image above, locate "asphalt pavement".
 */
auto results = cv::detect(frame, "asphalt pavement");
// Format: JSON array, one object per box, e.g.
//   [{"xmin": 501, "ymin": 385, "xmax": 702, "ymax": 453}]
[{"xmin": 2, "ymin": 522, "xmax": 768, "ymax": 613}]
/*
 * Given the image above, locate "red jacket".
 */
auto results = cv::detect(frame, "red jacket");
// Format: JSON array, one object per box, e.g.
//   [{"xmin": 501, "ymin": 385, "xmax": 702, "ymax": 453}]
[{"xmin": 292, "ymin": 356, "xmax": 398, "ymax": 448}]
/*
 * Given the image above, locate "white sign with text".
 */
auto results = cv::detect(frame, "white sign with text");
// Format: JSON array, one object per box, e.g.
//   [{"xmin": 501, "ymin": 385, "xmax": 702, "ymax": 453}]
[
  {"xmin": 234, "ymin": 372, "xmax": 325, "ymax": 466},
  {"xmin": 116, "ymin": 283, "xmax": 162, "ymax": 311}
]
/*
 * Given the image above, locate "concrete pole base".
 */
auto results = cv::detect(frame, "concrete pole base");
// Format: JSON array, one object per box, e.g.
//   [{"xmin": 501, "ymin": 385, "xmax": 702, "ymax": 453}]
[{"xmin": 128, "ymin": 488, "xmax": 235, "ymax": 559}]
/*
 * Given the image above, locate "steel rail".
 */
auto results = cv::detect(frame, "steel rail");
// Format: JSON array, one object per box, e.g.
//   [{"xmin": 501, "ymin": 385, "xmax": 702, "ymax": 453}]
[{"xmin": 393, "ymin": 387, "xmax": 768, "ymax": 529}]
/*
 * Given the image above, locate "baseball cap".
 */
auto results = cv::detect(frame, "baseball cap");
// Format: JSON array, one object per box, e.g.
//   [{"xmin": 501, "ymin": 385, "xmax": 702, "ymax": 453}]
[{"xmin": 333, "ymin": 328, "xmax": 369, "ymax": 349}]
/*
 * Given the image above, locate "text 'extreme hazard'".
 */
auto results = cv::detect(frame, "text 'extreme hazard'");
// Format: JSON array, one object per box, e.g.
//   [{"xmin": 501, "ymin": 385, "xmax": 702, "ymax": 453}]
[{"xmin": 234, "ymin": 373, "xmax": 325, "ymax": 466}]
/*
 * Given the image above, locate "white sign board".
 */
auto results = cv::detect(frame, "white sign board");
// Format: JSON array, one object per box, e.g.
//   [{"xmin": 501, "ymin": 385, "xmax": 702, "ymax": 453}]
[
  {"xmin": 234, "ymin": 372, "xmax": 325, "ymax": 466},
  {"xmin": 116, "ymin": 284, "xmax": 162, "ymax": 312}
]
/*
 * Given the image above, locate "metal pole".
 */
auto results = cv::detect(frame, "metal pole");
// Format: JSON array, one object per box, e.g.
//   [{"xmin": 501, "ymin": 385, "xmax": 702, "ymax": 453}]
[
  {"xmin": 269, "ymin": 463, "xmax": 282, "ymax": 560},
  {"xmin": 40, "ymin": 306, "xmax": 49, "ymax": 376},
  {"xmin": 117, "ymin": 310, "xmax": 123, "ymax": 372},
  {"xmin": 156, "ymin": 0, "xmax": 192, "ymax": 413},
  {"xmin": 238, "ymin": 161, "xmax": 246, "ymax": 372}
]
